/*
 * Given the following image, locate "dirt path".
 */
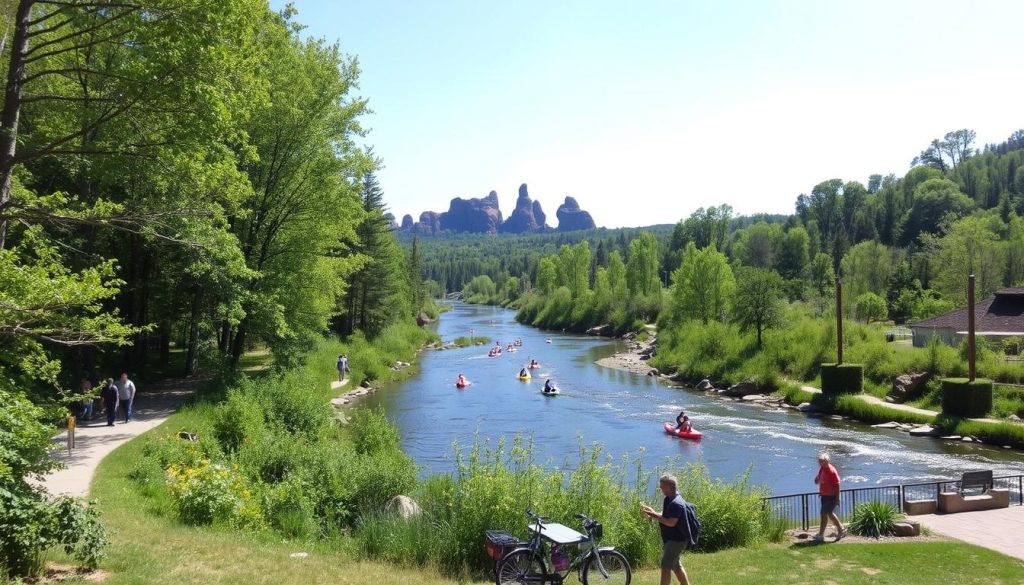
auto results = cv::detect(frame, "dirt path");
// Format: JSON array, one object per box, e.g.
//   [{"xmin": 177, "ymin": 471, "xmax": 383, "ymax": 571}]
[{"xmin": 37, "ymin": 378, "xmax": 200, "ymax": 497}]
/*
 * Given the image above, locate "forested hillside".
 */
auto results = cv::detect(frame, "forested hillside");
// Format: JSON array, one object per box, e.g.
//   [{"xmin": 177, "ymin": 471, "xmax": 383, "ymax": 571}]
[{"xmin": 451, "ymin": 128, "xmax": 1024, "ymax": 336}]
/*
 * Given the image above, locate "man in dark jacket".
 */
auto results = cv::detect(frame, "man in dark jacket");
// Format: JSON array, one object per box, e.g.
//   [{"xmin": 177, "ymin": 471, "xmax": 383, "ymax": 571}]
[
  {"xmin": 100, "ymin": 378, "xmax": 118, "ymax": 426},
  {"xmin": 641, "ymin": 473, "xmax": 692, "ymax": 585}
]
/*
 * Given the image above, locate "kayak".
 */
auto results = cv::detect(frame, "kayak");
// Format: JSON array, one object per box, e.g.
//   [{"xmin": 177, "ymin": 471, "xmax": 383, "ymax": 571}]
[
  {"xmin": 663, "ymin": 422, "xmax": 702, "ymax": 440},
  {"xmin": 456, "ymin": 381, "xmax": 470, "ymax": 389},
  {"xmin": 517, "ymin": 374, "xmax": 531, "ymax": 381},
  {"xmin": 542, "ymin": 388, "xmax": 560, "ymax": 395},
  {"xmin": 528, "ymin": 364, "xmax": 540, "ymax": 369}
]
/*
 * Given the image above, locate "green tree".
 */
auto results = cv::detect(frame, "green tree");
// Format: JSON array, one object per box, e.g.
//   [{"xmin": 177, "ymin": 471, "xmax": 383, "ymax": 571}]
[
  {"xmin": 732, "ymin": 267, "xmax": 783, "ymax": 347},
  {"xmin": 854, "ymin": 292, "xmax": 888, "ymax": 323},
  {"xmin": 775, "ymin": 226, "xmax": 809, "ymax": 280},
  {"xmin": 839, "ymin": 241, "xmax": 892, "ymax": 312},
  {"xmin": 669, "ymin": 243, "xmax": 734, "ymax": 325},
  {"xmin": 898, "ymin": 178, "xmax": 975, "ymax": 246},
  {"xmin": 929, "ymin": 215, "xmax": 1006, "ymax": 304},
  {"xmin": 536, "ymin": 257, "xmax": 557, "ymax": 295},
  {"xmin": 626, "ymin": 232, "xmax": 661, "ymax": 297},
  {"xmin": 555, "ymin": 241, "xmax": 591, "ymax": 299}
]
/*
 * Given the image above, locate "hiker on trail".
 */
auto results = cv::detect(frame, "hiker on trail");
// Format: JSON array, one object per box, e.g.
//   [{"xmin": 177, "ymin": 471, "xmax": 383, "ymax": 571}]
[
  {"xmin": 101, "ymin": 378, "xmax": 118, "ymax": 427},
  {"xmin": 114, "ymin": 373, "xmax": 136, "ymax": 423},
  {"xmin": 813, "ymin": 452, "xmax": 846, "ymax": 542},
  {"xmin": 336, "ymin": 354, "xmax": 347, "ymax": 382},
  {"xmin": 76, "ymin": 375, "xmax": 94, "ymax": 421}
]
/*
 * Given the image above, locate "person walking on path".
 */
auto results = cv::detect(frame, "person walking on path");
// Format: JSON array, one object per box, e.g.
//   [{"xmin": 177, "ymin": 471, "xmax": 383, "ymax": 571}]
[
  {"xmin": 100, "ymin": 377, "xmax": 118, "ymax": 426},
  {"xmin": 641, "ymin": 473, "xmax": 692, "ymax": 585},
  {"xmin": 813, "ymin": 452, "xmax": 846, "ymax": 542},
  {"xmin": 76, "ymin": 375, "xmax": 94, "ymax": 421},
  {"xmin": 336, "ymin": 354, "xmax": 349, "ymax": 382},
  {"xmin": 114, "ymin": 373, "xmax": 136, "ymax": 423}
]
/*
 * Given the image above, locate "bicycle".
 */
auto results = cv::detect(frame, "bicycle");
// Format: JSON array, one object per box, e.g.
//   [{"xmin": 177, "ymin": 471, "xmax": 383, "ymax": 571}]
[{"xmin": 495, "ymin": 509, "xmax": 632, "ymax": 585}]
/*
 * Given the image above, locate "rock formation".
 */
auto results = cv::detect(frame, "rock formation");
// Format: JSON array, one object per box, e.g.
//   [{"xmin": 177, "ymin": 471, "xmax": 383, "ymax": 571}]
[
  {"xmin": 400, "ymin": 214, "xmax": 414, "ymax": 230},
  {"xmin": 502, "ymin": 184, "xmax": 547, "ymax": 234},
  {"xmin": 414, "ymin": 211, "xmax": 442, "ymax": 235},
  {"xmin": 555, "ymin": 196, "xmax": 596, "ymax": 232},
  {"xmin": 439, "ymin": 191, "xmax": 503, "ymax": 234}
]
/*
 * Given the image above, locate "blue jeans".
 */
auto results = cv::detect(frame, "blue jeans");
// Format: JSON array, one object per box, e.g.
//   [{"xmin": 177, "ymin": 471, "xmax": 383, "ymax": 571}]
[{"xmin": 119, "ymin": 399, "xmax": 132, "ymax": 422}]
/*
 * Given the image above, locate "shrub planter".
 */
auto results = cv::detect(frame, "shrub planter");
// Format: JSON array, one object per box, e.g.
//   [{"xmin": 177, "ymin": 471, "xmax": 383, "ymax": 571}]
[
  {"xmin": 941, "ymin": 378, "xmax": 993, "ymax": 418},
  {"xmin": 820, "ymin": 363, "xmax": 863, "ymax": 395}
]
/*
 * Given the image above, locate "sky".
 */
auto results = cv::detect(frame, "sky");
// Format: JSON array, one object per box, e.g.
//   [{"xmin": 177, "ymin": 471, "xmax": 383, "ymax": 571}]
[{"xmin": 272, "ymin": 0, "xmax": 1023, "ymax": 229}]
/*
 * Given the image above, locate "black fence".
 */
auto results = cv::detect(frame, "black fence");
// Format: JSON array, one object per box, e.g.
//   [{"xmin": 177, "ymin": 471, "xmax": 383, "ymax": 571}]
[{"xmin": 764, "ymin": 474, "xmax": 1024, "ymax": 531}]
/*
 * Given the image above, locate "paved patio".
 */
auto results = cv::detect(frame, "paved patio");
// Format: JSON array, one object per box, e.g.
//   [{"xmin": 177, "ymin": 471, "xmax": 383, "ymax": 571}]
[{"xmin": 915, "ymin": 506, "xmax": 1024, "ymax": 561}]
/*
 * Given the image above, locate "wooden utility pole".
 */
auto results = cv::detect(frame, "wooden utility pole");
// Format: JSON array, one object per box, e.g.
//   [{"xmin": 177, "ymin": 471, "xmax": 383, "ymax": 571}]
[
  {"xmin": 968, "ymin": 274, "xmax": 976, "ymax": 382},
  {"xmin": 836, "ymin": 276, "xmax": 843, "ymax": 364}
]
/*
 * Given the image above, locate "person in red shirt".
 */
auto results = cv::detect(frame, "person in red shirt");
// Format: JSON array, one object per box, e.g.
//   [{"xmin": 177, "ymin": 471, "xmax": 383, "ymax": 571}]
[{"xmin": 813, "ymin": 452, "xmax": 846, "ymax": 541}]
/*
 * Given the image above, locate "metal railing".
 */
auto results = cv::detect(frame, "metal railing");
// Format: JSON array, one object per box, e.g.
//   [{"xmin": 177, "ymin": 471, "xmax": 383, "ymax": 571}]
[{"xmin": 764, "ymin": 474, "xmax": 1024, "ymax": 530}]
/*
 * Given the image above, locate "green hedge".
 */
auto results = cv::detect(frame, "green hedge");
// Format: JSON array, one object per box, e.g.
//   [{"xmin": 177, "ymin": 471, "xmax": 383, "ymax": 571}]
[
  {"xmin": 820, "ymin": 363, "xmax": 863, "ymax": 395},
  {"xmin": 941, "ymin": 378, "xmax": 993, "ymax": 418}
]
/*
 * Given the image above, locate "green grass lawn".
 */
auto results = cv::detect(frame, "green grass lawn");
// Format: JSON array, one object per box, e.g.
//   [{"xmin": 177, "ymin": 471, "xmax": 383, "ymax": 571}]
[{"xmin": 39, "ymin": 410, "xmax": 1023, "ymax": 585}]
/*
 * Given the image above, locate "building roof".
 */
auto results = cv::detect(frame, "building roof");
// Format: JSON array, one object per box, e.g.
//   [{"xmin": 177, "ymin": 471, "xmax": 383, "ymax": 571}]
[{"xmin": 911, "ymin": 289, "xmax": 1024, "ymax": 332}]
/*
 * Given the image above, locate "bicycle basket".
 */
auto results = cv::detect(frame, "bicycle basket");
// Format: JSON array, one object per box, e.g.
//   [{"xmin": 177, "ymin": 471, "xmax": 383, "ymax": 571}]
[
  {"xmin": 485, "ymin": 530, "xmax": 522, "ymax": 561},
  {"xmin": 586, "ymin": 520, "xmax": 603, "ymax": 540}
]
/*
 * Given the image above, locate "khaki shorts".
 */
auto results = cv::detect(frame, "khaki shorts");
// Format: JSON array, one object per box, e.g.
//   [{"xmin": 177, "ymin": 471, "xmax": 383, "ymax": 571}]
[{"xmin": 660, "ymin": 540, "xmax": 687, "ymax": 570}]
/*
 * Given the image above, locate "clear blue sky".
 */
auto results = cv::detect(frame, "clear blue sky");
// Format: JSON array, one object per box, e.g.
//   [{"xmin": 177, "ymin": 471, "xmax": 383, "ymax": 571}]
[{"xmin": 272, "ymin": 0, "xmax": 1023, "ymax": 228}]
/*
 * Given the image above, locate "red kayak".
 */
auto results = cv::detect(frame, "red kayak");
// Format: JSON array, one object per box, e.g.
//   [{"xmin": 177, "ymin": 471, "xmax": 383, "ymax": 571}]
[{"xmin": 664, "ymin": 422, "xmax": 702, "ymax": 441}]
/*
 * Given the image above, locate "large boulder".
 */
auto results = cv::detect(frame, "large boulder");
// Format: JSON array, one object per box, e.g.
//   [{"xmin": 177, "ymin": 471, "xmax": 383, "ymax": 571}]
[
  {"xmin": 889, "ymin": 372, "xmax": 931, "ymax": 403},
  {"xmin": 696, "ymin": 379, "xmax": 714, "ymax": 390},
  {"xmin": 502, "ymin": 184, "xmax": 545, "ymax": 234},
  {"xmin": 721, "ymin": 378, "xmax": 759, "ymax": 397},
  {"xmin": 555, "ymin": 196, "xmax": 596, "ymax": 231},
  {"xmin": 440, "ymin": 191, "xmax": 503, "ymax": 234},
  {"xmin": 383, "ymin": 495, "xmax": 422, "ymax": 519}
]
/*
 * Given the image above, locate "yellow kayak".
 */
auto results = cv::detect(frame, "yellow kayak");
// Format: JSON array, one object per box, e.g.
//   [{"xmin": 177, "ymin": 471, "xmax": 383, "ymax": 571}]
[{"xmin": 517, "ymin": 373, "xmax": 531, "ymax": 381}]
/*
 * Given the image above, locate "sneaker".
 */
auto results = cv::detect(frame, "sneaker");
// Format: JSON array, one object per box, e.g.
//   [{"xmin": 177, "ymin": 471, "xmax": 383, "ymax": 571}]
[
  {"xmin": 836, "ymin": 529, "xmax": 847, "ymax": 541},
  {"xmin": 811, "ymin": 533, "xmax": 824, "ymax": 542}
]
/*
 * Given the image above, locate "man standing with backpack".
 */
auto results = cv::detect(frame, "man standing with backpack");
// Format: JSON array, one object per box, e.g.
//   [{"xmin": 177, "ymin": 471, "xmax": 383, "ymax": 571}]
[{"xmin": 642, "ymin": 473, "xmax": 696, "ymax": 585}]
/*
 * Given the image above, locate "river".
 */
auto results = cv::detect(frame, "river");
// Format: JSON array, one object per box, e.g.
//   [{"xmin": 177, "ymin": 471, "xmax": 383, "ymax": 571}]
[{"xmin": 363, "ymin": 302, "xmax": 1024, "ymax": 495}]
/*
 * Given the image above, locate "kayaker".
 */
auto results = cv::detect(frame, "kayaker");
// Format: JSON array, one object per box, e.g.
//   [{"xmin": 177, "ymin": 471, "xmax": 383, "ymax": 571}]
[
  {"xmin": 544, "ymin": 379, "xmax": 554, "ymax": 393},
  {"xmin": 519, "ymin": 368, "xmax": 529, "ymax": 378},
  {"xmin": 529, "ymin": 358, "xmax": 539, "ymax": 368},
  {"xmin": 679, "ymin": 416, "xmax": 692, "ymax": 433},
  {"xmin": 674, "ymin": 411, "xmax": 687, "ymax": 430},
  {"xmin": 457, "ymin": 374, "xmax": 468, "ymax": 387}
]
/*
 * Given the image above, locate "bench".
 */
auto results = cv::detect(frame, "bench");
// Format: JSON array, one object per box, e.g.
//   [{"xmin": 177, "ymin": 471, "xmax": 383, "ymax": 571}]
[{"xmin": 937, "ymin": 470, "xmax": 1009, "ymax": 514}]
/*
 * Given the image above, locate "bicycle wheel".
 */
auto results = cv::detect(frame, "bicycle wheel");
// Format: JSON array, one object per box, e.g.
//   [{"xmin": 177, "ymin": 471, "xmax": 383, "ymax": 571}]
[
  {"xmin": 581, "ymin": 549, "xmax": 631, "ymax": 585},
  {"xmin": 495, "ymin": 549, "xmax": 548, "ymax": 585}
]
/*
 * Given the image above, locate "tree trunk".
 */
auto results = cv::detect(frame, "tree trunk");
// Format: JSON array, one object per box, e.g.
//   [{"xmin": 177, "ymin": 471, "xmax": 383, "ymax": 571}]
[
  {"xmin": 0, "ymin": 1, "xmax": 33, "ymax": 250},
  {"xmin": 185, "ymin": 286, "xmax": 203, "ymax": 376},
  {"xmin": 230, "ymin": 320, "xmax": 247, "ymax": 368}
]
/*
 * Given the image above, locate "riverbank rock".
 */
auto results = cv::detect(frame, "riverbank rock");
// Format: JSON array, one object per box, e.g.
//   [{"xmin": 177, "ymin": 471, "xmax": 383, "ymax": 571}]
[
  {"xmin": 586, "ymin": 324, "xmax": 612, "ymax": 336},
  {"xmin": 721, "ymin": 378, "xmax": 759, "ymax": 397},
  {"xmin": 384, "ymin": 495, "xmax": 422, "ymax": 519},
  {"xmin": 416, "ymin": 313, "xmax": 432, "ymax": 326},
  {"xmin": 909, "ymin": 425, "xmax": 941, "ymax": 437},
  {"xmin": 796, "ymin": 402, "xmax": 819, "ymax": 413},
  {"xmin": 647, "ymin": 368, "xmax": 659, "ymax": 376},
  {"xmin": 888, "ymin": 372, "xmax": 931, "ymax": 403},
  {"xmin": 696, "ymin": 379, "xmax": 714, "ymax": 390},
  {"xmin": 872, "ymin": 422, "xmax": 902, "ymax": 429}
]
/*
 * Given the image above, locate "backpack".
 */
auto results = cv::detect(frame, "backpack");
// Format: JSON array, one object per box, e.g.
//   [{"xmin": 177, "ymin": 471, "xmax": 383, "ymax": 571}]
[{"xmin": 679, "ymin": 500, "xmax": 701, "ymax": 546}]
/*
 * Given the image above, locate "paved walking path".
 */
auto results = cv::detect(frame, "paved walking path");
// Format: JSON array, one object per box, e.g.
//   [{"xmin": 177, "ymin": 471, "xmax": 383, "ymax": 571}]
[
  {"xmin": 37, "ymin": 378, "xmax": 198, "ymax": 497},
  {"xmin": 915, "ymin": 507, "xmax": 1024, "ymax": 561}
]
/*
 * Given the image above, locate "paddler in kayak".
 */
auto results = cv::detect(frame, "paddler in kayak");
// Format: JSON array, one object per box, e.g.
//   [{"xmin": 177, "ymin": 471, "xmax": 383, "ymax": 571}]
[
  {"xmin": 674, "ymin": 411, "xmax": 689, "ymax": 431},
  {"xmin": 519, "ymin": 367, "xmax": 529, "ymax": 378},
  {"xmin": 543, "ymin": 379, "xmax": 555, "ymax": 393},
  {"xmin": 456, "ymin": 374, "xmax": 469, "ymax": 388}
]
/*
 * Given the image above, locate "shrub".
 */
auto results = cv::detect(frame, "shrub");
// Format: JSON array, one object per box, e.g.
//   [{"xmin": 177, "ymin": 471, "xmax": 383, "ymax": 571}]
[
  {"xmin": 349, "ymin": 408, "xmax": 400, "ymax": 455},
  {"xmin": 166, "ymin": 460, "xmax": 251, "ymax": 526},
  {"xmin": 212, "ymin": 390, "xmax": 266, "ymax": 453},
  {"xmin": 820, "ymin": 363, "xmax": 863, "ymax": 395},
  {"xmin": 263, "ymin": 474, "xmax": 318, "ymax": 538},
  {"xmin": 848, "ymin": 501, "xmax": 903, "ymax": 538},
  {"xmin": 941, "ymin": 378, "xmax": 993, "ymax": 418}
]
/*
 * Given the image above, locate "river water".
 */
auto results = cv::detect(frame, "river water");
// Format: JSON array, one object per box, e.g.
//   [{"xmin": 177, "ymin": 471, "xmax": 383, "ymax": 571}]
[{"xmin": 363, "ymin": 303, "xmax": 1024, "ymax": 495}]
